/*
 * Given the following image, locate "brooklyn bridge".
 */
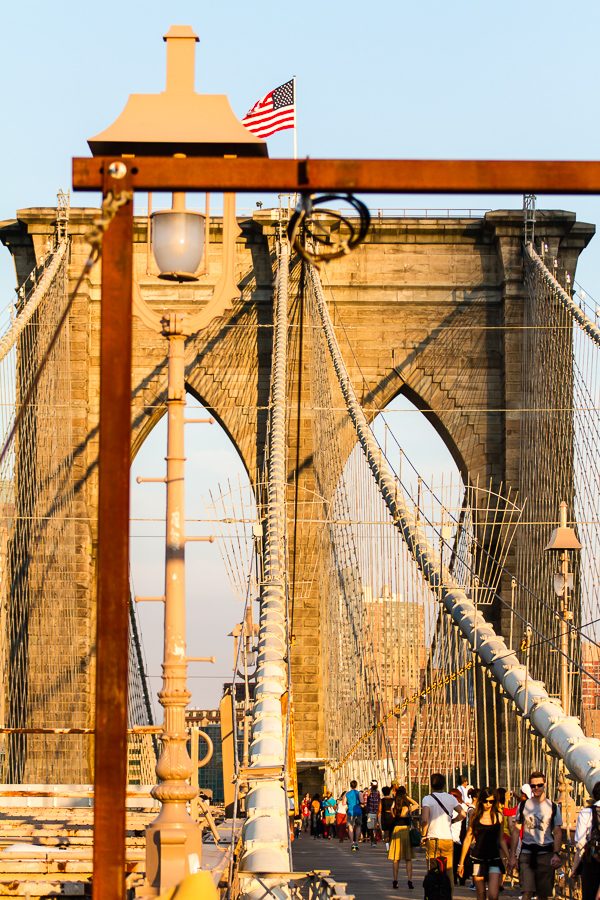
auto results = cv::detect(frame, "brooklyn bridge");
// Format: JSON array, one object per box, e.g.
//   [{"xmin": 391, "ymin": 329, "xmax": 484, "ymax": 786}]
[{"xmin": 0, "ymin": 24, "xmax": 598, "ymax": 900}]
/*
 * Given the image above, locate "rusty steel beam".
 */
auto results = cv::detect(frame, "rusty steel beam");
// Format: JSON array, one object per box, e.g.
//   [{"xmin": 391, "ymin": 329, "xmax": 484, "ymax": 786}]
[
  {"xmin": 73, "ymin": 156, "xmax": 600, "ymax": 194},
  {"xmin": 93, "ymin": 168, "xmax": 134, "ymax": 900}
]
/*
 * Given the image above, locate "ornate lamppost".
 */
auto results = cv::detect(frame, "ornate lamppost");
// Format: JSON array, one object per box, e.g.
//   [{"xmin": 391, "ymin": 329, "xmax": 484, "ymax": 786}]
[
  {"xmin": 545, "ymin": 499, "xmax": 581, "ymax": 833},
  {"xmin": 87, "ymin": 25, "xmax": 266, "ymax": 895}
]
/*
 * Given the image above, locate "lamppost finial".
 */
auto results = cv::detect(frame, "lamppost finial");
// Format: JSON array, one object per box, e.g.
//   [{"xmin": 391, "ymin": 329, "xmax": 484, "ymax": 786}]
[{"xmin": 163, "ymin": 25, "xmax": 199, "ymax": 94}]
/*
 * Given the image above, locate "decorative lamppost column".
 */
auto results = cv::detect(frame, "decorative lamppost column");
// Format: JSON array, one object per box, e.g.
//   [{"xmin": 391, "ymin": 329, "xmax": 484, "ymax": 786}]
[
  {"xmin": 545, "ymin": 500, "xmax": 581, "ymax": 834},
  {"xmin": 85, "ymin": 24, "xmax": 267, "ymax": 896},
  {"xmin": 144, "ymin": 315, "xmax": 200, "ymax": 889}
]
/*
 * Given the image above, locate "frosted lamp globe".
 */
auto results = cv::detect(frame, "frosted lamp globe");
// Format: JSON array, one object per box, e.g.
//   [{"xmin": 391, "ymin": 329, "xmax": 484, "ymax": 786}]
[{"xmin": 151, "ymin": 210, "xmax": 205, "ymax": 281}]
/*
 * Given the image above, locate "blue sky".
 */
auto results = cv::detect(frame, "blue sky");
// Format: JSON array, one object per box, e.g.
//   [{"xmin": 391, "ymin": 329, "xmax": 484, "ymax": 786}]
[{"xmin": 2, "ymin": 0, "xmax": 600, "ymax": 710}]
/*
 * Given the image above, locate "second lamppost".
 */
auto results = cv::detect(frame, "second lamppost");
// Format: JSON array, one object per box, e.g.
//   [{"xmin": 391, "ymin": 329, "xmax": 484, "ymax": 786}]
[{"xmin": 545, "ymin": 499, "xmax": 581, "ymax": 834}]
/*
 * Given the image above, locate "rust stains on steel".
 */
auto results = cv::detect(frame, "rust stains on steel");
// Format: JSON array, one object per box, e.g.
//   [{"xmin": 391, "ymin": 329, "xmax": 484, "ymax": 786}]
[
  {"xmin": 0, "ymin": 726, "xmax": 163, "ymax": 734},
  {"xmin": 93, "ymin": 166, "xmax": 134, "ymax": 900},
  {"xmin": 73, "ymin": 156, "xmax": 600, "ymax": 194}
]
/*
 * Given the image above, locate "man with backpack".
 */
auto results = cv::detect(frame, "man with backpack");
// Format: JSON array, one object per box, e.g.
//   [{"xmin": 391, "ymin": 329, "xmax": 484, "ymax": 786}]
[
  {"xmin": 421, "ymin": 772, "xmax": 465, "ymax": 884},
  {"xmin": 508, "ymin": 770, "xmax": 563, "ymax": 900},
  {"xmin": 571, "ymin": 780, "xmax": 600, "ymax": 900},
  {"xmin": 346, "ymin": 779, "xmax": 364, "ymax": 852}
]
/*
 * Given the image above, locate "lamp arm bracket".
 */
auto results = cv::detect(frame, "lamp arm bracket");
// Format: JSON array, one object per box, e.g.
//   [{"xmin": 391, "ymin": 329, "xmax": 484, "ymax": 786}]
[
  {"xmin": 185, "ymin": 191, "xmax": 242, "ymax": 333},
  {"xmin": 132, "ymin": 275, "xmax": 164, "ymax": 332},
  {"xmin": 132, "ymin": 192, "xmax": 242, "ymax": 335}
]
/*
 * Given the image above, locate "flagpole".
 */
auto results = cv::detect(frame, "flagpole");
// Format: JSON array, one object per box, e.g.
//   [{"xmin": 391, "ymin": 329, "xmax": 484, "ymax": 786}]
[{"xmin": 292, "ymin": 75, "xmax": 298, "ymax": 160}]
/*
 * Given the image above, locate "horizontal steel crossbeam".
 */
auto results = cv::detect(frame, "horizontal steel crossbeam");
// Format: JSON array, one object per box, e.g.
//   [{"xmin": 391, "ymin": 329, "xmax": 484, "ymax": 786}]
[{"xmin": 73, "ymin": 156, "xmax": 600, "ymax": 194}]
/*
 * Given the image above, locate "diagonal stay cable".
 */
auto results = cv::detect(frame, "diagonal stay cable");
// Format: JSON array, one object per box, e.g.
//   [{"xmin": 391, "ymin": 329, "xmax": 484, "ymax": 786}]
[
  {"xmin": 525, "ymin": 242, "xmax": 600, "ymax": 348},
  {"xmin": 322, "ymin": 270, "xmax": 600, "ymax": 656},
  {"xmin": 0, "ymin": 190, "xmax": 131, "ymax": 473},
  {"xmin": 0, "ymin": 242, "xmax": 67, "ymax": 366},
  {"xmin": 307, "ymin": 260, "xmax": 600, "ymax": 792}
]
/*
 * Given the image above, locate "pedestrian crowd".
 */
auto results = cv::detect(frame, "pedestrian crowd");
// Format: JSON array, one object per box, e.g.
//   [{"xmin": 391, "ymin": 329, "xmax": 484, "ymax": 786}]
[{"xmin": 296, "ymin": 771, "xmax": 600, "ymax": 900}]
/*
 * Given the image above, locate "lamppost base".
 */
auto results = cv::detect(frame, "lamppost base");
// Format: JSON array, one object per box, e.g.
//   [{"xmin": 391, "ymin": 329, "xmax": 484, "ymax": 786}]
[{"xmin": 144, "ymin": 803, "xmax": 203, "ymax": 896}]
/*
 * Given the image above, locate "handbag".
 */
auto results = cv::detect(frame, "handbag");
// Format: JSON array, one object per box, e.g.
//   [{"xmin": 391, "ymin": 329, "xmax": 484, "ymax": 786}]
[
  {"xmin": 409, "ymin": 824, "xmax": 422, "ymax": 847},
  {"xmin": 367, "ymin": 812, "xmax": 377, "ymax": 830}
]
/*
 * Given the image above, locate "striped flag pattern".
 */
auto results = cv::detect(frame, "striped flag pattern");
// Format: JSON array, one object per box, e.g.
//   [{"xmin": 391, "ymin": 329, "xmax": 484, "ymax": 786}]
[{"xmin": 242, "ymin": 79, "xmax": 295, "ymax": 139}]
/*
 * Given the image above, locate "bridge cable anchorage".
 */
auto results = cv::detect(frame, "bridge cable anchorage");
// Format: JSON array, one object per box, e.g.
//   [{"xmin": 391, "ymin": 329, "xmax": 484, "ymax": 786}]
[
  {"xmin": 287, "ymin": 192, "xmax": 370, "ymax": 265},
  {"xmin": 306, "ymin": 261, "xmax": 600, "ymax": 794},
  {"xmin": 239, "ymin": 239, "xmax": 292, "ymax": 899}
]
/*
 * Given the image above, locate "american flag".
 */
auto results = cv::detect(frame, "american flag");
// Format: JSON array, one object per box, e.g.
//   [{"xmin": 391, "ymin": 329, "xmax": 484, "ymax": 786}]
[{"xmin": 242, "ymin": 79, "xmax": 295, "ymax": 139}]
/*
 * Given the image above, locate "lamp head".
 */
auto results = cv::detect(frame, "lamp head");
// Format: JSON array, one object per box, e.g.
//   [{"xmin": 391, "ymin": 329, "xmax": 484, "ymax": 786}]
[
  {"xmin": 544, "ymin": 527, "xmax": 582, "ymax": 553},
  {"xmin": 88, "ymin": 26, "xmax": 268, "ymax": 158},
  {"xmin": 544, "ymin": 501, "xmax": 582, "ymax": 552},
  {"xmin": 151, "ymin": 207, "xmax": 205, "ymax": 282}
]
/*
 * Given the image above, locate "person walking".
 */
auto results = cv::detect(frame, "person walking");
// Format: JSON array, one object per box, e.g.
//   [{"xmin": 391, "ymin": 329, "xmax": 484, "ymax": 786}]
[
  {"xmin": 450, "ymin": 788, "xmax": 468, "ymax": 884},
  {"xmin": 388, "ymin": 785, "xmax": 419, "ymax": 889},
  {"xmin": 458, "ymin": 775, "xmax": 474, "ymax": 804},
  {"xmin": 508, "ymin": 770, "xmax": 563, "ymax": 900},
  {"xmin": 380, "ymin": 786, "xmax": 395, "ymax": 850},
  {"xmin": 360, "ymin": 785, "xmax": 369, "ymax": 842},
  {"xmin": 336, "ymin": 791, "xmax": 348, "ymax": 842},
  {"xmin": 497, "ymin": 787, "xmax": 518, "ymax": 889},
  {"xmin": 301, "ymin": 792, "xmax": 311, "ymax": 833},
  {"xmin": 346, "ymin": 779, "xmax": 363, "ymax": 851},
  {"xmin": 366, "ymin": 780, "xmax": 382, "ymax": 846},
  {"xmin": 571, "ymin": 781, "xmax": 600, "ymax": 900},
  {"xmin": 421, "ymin": 772, "xmax": 465, "ymax": 881},
  {"xmin": 322, "ymin": 790, "xmax": 337, "ymax": 839},
  {"xmin": 458, "ymin": 788, "xmax": 509, "ymax": 900},
  {"xmin": 310, "ymin": 793, "xmax": 321, "ymax": 838}
]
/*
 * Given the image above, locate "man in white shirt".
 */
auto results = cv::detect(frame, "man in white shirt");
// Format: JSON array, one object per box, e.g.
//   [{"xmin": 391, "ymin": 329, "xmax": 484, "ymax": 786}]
[
  {"xmin": 571, "ymin": 781, "xmax": 600, "ymax": 900},
  {"xmin": 421, "ymin": 772, "xmax": 466, "ymax": 880},
  {"xmin": 457, "ymin": 775, "xmax": 473, "ymax": 805}
]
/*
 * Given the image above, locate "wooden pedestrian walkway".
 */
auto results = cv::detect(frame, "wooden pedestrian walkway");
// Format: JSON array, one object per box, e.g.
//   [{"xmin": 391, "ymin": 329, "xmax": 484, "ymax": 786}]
[{"xmin": 292, "ymin": 835, "xmax": 521, "ymax": 900}]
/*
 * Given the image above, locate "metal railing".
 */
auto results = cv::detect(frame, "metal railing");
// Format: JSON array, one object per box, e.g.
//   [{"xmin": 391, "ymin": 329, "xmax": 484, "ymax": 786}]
[
  {"xmin": 241, "ymin": 205, "xmax": 491, "ymax": 221},
  {"xmin": 236, "ymin": 871, "xmax": 354, "ymax": 900}
]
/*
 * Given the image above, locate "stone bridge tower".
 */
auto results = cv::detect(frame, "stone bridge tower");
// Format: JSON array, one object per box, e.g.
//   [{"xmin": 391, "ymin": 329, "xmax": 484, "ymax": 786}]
[{"xmin": 0, "ymin": 206, "xmax": 593, "ymax": 783}]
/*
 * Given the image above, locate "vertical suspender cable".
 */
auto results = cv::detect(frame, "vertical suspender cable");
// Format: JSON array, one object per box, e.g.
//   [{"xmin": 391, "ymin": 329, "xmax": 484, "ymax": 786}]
[{"xmin": 307, "ymin": 262, "xmax": 600, "ymax": 793}]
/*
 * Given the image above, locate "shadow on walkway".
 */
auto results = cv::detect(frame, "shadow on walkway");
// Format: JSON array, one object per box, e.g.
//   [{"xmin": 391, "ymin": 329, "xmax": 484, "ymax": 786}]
[{"xmin": 292, "ymin": 835, "xmax": 521, "ymax": 900}]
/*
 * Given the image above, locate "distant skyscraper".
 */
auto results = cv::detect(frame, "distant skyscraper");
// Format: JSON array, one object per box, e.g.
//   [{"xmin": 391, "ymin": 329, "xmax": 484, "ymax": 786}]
[{"xmin": 581, "ymin": 641, "xmax": 600, "ymax": 737}]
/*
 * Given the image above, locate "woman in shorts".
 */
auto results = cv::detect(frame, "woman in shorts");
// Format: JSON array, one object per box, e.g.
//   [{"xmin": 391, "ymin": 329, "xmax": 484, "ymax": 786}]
[{"xmin": 458, "ymin": 788, "xmax": 509, "ymax": 900}]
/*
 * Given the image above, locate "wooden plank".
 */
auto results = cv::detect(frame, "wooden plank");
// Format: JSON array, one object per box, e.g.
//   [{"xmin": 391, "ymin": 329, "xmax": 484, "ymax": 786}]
[
  {"xmin": 0, "ymin": 857, "xmax": 144, "ymax": 881},
  {"xmin": 0, "ymin": 850, "xmax": 144, "ymax": 862},
  {"xmin": 0, "ymin": 785, "xmax": 156, "ymax": 799},
  {"xmin": 0, "ymin": 881, "xmax": 89, "ymax": 897}
]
